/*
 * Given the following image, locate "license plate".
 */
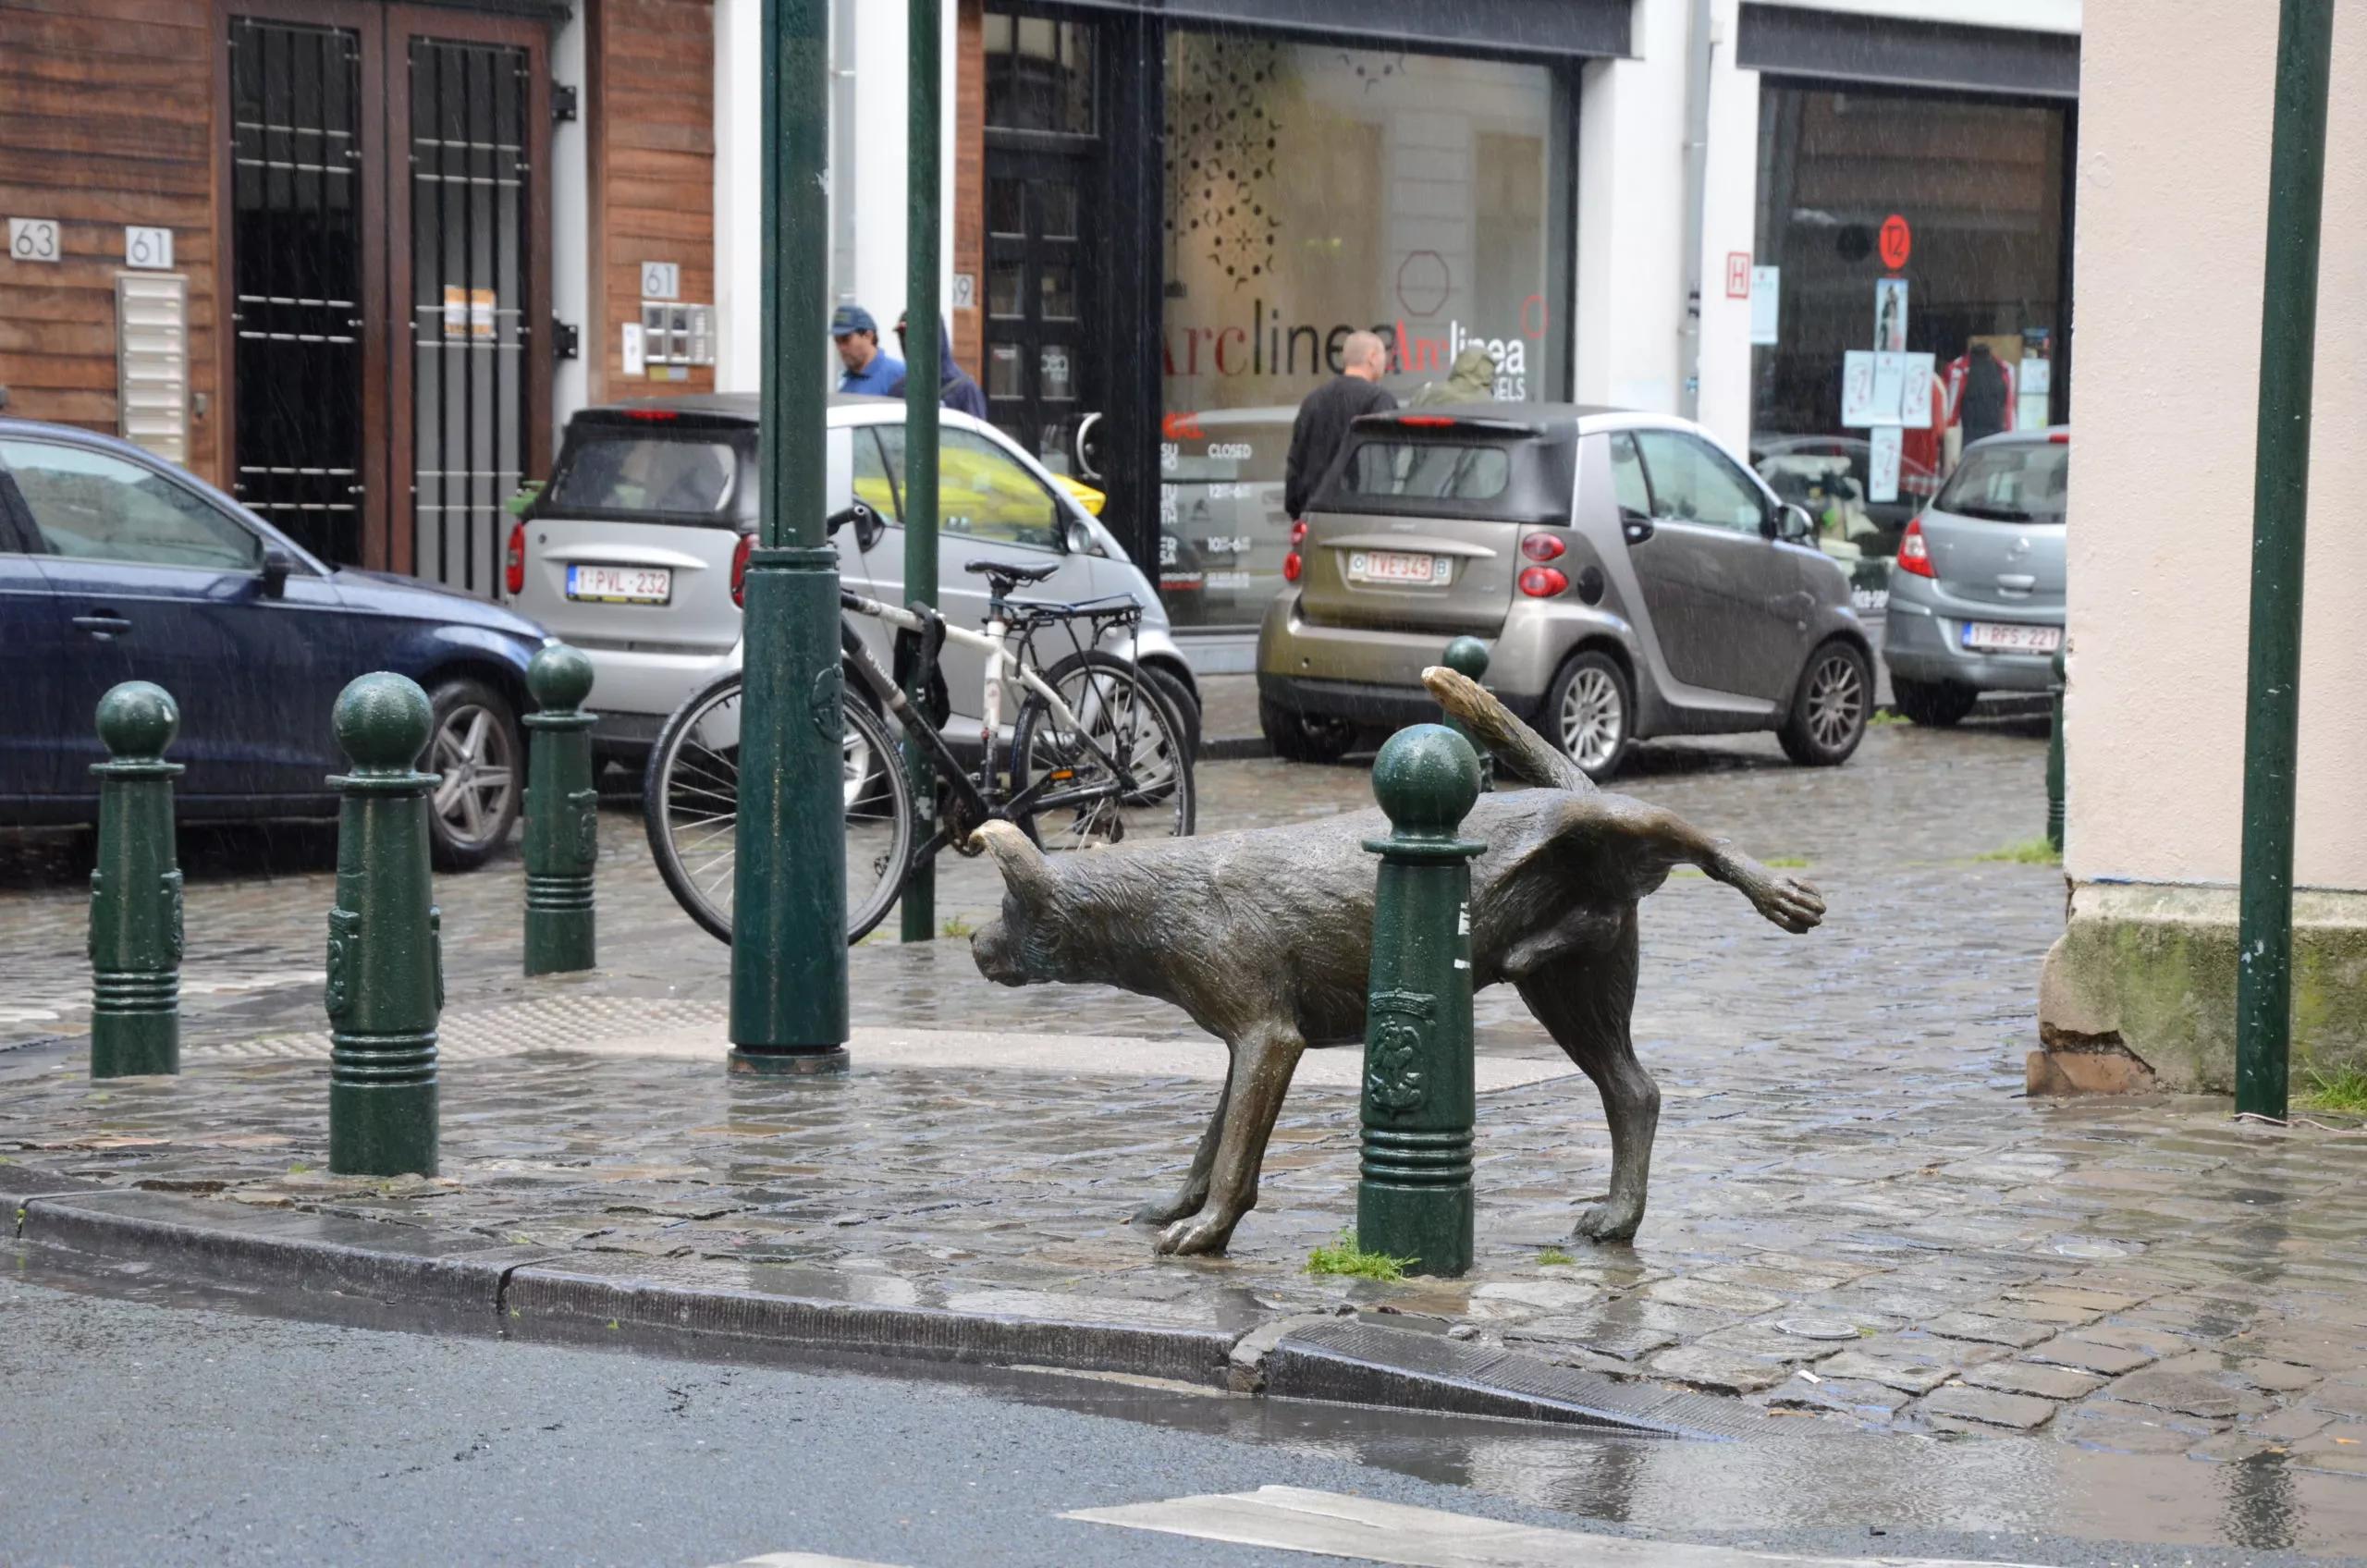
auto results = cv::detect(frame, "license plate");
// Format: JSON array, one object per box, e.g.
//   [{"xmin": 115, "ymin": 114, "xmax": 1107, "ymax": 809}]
[
  {"xmin": 1961, "ymin": 620, "xmax": 2061, "ymax": 654},
  {"xmin": 567, "ymin": 564, "xmax": 672, "ymax": 604},
  {"xmin": 1345, "ymin": 549, "xmax": 1451, "ymax": 586}
]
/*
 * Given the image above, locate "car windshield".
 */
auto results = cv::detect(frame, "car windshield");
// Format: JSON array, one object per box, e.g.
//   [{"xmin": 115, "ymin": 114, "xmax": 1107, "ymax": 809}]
[
  {"xmin": 1934, "ymin": 441, "xmax": 2067, "ymax": 524},
  {"xmin": 1341, "ymin": 442, "xmax": 1510, "ymax": 501},
  {"xmin": 547, "ymin": 432, "xmax": 741, "ymax": 521}
]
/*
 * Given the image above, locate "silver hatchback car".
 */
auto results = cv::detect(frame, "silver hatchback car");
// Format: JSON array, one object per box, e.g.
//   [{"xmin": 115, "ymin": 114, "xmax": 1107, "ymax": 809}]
[
  {"xmin": 509, "ymin": 394, "xmax": 1199, "ymax": 764},
  {"xmin": 1882, "ymin": 428, "xmax": 2067, "ymax": 727},
  {"xmin": 1257, "ymin": 405, "xmax": 1871, "ymax": 778}
]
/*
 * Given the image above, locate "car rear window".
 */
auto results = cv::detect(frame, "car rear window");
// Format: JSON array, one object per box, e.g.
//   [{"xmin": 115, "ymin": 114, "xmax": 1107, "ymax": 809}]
[
  {"xmin": 1341, "ymin": 443, "xmax": 1511, "ymax": 501},
  {"xmin": 1934, "ymin": 441, "xmax": 2067, "ymax": 524},
  {"xmin": 546, "ymin": 432, "xmax": 743, "ymax": 522},
  {"xmin": 1315, "ymin": 432, "xmax": 1572, "ymax": 525}
]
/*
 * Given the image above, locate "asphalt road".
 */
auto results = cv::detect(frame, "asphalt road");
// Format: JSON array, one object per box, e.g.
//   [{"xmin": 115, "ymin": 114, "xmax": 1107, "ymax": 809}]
[{"xmin": 4, "ymin": 1268, "xmax": 2361, "ymax": 1568}]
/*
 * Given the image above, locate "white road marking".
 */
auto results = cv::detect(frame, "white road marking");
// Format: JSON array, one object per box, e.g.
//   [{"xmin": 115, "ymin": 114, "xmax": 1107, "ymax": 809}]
[
  {"xmin": 708, "ymin": 1552, "xmax": 911, "ymax": 1568},
  {"xmin": 1064, "ymin": 1486, "xmax": 2061, "ymax": 1568}
]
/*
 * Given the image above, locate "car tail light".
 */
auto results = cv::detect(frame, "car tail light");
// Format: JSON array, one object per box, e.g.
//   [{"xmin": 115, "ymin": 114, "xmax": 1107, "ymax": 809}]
[
  {"xmin": 730, "ymin": 531, "xmax": 754, "ymax": 607},
  {"xmin": 1518, "ymin": 566, "xmax": 1568, "ymax": 597},
  {"xmin": 1399, "ymin": 414, "xmax": 1455, "ymax": 428},
  {"xmin": 1896, "ymin": 518, "xmax": 1936, "ymax": 579},
  {"xmin": 504, "ymin": 521, "xmax": 525, "ymax": 596},
  {"xmin": 1519, "ymin": 533, "xmax": 1565, "ymax": 563},
  {"xmin": 1289, "ymin": 521, "xmax": 1307, "ymax": 547},
  {"xmin": 1282, "ymin": 552, "xmax": 1302, "ymax": 582},
  {"xmin": 622, "ymin": 408, "xmax": 678, "ymax": 422},
  {"xmin": 2048, "ymin": 430, "xmax": 2070, "ymax": 444}
]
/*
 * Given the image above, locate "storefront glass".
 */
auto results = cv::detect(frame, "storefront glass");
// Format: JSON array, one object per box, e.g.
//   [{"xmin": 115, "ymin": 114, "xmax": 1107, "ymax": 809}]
[
  {"xmin": 1749, "ymin": 85, "xmax": 2069, "ymax": 570},
  {"xmin": 1157, "ymin": 35, "xmax": 1558, "ymax": 628}
]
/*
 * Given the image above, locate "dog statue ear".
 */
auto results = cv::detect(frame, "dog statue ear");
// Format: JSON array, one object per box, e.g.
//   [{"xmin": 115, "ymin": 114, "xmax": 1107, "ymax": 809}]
[{"xmin": 971, "ymin": 821, "xmax": 1059, "ymax": 905}]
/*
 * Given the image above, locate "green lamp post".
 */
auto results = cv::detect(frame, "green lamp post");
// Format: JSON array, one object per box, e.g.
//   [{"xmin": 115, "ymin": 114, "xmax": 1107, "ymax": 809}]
[
  {"xmin": 325, "ymin": 672, "xmax": 442, "ymax": 1177},
  {"xmin": 730, "ymin": 0, "xmax": 849, "ymax": 1073},
  {"xmin": 88, "ymin": 681, "xmax": 184, "ymax": 1079},
  {"xmin": 1358, "ymin": 723, "xmax": 1486, "ymax": 1277}
]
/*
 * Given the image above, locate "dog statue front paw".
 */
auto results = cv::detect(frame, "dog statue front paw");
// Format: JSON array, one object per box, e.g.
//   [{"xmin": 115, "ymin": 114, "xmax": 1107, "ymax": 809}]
[
  {"xmin": 1574, "ymin": 1196, "xmax": 1644, "ymax": 1243},
  {"xmin": 1155, "ymin": 1211, "xmax": 1240, "ymax": 1256},
  {"xmin": 1132, "ymin": 1189, "xmax": 1206, "ymax": 1226}
]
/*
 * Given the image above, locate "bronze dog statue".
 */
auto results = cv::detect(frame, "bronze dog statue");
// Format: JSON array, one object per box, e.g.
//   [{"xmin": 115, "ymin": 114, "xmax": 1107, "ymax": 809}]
[{"xmin": 970, "ymin": 668, "xmax": 1824, "ymax": 1257}]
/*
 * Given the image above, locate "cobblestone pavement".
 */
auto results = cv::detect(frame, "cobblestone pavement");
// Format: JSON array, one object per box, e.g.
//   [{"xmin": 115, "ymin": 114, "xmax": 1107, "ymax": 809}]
[{"xmin": 9, "ymin": 718, "xmax": 2367, "ymax": 1471}]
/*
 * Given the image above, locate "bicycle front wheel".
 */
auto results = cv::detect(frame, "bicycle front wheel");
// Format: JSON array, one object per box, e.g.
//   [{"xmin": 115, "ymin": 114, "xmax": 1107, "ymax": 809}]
[
  {"xmin": 1009, "ymin": 651, "xmax": 1196, "ymax": 851},
  {"xmin": 642, "ymin": 670, "xmax": 915, "ymax": 945}
]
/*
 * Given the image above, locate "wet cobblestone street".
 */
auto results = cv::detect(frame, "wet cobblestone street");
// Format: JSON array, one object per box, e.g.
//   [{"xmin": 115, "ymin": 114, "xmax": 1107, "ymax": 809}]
[{"xmin": 10, "ymin": 717, "xmax": 2367, "ymax": 1469}]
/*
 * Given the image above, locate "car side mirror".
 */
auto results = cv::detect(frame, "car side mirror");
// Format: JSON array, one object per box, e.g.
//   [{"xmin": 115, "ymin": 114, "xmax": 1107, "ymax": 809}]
[
  {"xmin": 827, "ymin": 501, "xmax": 887, "ymax": 553},
  {"xmin": 1063, "ymin": 517, "xmax": 1097, "ymax": 556},
  {"xmin": 258, "ymin": 547, "xmax": 292, "ymax": 599},
  {"xmin": 1772, "ymin": 504, "xmax": 1815, "ymax": 545}
]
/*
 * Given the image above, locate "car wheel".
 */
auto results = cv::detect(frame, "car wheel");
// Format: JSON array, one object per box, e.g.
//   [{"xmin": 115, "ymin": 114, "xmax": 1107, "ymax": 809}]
[
  {"xmin": 1546, "ymin": 649, "xmax": 1632, "ymax": 782},
  {"xmin": 1259, "ymin": 696, "xmax": 1355, "ymax": 765},
  {"xmin": 1140, "ymin": 663, "xmax": 1203, "ymax": 762},
  {"xmin": 1779, "ymin": 642, "xmax": 1871, "ymax": 766},
  {"xmin": 424, "ymin": 678, "xmax": 522, "ymax": 870},
  {"xmin": 1891, "ymin": 675, "xmax": 1979, "ymax": 728}
]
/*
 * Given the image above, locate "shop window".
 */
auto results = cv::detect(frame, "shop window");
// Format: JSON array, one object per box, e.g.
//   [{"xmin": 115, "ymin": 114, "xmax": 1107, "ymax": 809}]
[
  {"xmin": 1749, "ymin": 84, "xmax": 2069, "ymax": 558},
  {"xmin": 1158, "ymin": 35, "xmax": 1557, "ymax": 628}
]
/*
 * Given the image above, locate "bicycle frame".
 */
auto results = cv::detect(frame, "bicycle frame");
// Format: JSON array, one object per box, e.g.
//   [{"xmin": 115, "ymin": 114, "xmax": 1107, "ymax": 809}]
[{"xmin": 837, "ymin": 590, "xmax": 1146, "ymax": 865}]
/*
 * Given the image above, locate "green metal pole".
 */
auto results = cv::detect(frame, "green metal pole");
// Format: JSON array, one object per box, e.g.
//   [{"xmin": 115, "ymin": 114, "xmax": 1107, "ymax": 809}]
[
  {"xmin": 731, "ymin": 0, "xmax": 849, "ymax": 1074},
  {"xmin": 1438, "ymin": 636, "xmax": 1493, "ymax": 792},
  {"xmin": 88, "ymin": 681, "xmax": 184, "ymax": 1078},
  {"xmin": 521, "ymin": 643, "xmax": 598, "ymax": 975},
  {"xmin": 899, "ymin": 0, "xmax": 943, "ymax": 943},
  {"xmin": 1357, "ymin": 725, "xmax": 1485, "ymax": 1278},
  {"xmin": 2045, "ymin": 644, "xmax": 2066, "ymax": 855},
  {"xmin": 2235, "ymin": 0, "xmax": 2333, "ymax": 1122},
  {"xmin": 325, "ymin": 673, "xmax": 441, "ymax": 1177}
]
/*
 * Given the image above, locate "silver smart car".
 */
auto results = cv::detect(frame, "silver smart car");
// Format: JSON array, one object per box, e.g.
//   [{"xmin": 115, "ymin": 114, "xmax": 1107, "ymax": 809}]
[
  {"xmin": 509, "ymin": 394, "xmax": 1199, "ymax": 765},
  {"xmin": 1257, "ymin": 405, "xmax": 1871, "ymax": 778},
  {"xmin": 1883, "ymin": 428, "xmax": 2067, "ymax": 727}
]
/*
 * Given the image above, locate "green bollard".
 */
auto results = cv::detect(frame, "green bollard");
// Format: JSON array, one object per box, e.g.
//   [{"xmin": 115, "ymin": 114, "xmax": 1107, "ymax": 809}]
[
  {"xmin": 88, "ymin": 681, "xmax": 185, "ymax": 1078},
  {"xmin": 1438, "ymin": 636, "xmax": 1494, "ymax": 792},
  {"xmin": 1358, "ymin": 723, "xmax": 1485, "ymax": 1277},
  {"xmin": 522, "ymin": 643, "xmax": 598, "ymax": 975},
  {"xmin": 325, "ymin": 673, "xmax": 442, "ymax": 1177},
  {"xmin": 2046, "ymin": 644, "xmax": 2067, "ymax": 855}
]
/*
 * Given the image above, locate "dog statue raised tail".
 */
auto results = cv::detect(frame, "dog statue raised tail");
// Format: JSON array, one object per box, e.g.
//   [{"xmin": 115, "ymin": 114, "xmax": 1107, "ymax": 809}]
[{"xmin": 969, "ymin": 667, "xmax": 1823, "ymax": 1256}]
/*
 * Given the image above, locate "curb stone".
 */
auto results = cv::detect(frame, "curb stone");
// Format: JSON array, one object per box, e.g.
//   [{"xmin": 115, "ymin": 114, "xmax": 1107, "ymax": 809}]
[{"xmin": 10, "ymin": 1193, "xmax": 1779, "ymax": 1438}]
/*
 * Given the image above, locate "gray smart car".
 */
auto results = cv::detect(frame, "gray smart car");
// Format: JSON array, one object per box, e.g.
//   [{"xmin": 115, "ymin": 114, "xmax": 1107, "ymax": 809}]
[
  {"xmin": 1883, "ymin": 428, "xmax": 2067, "ymax": 727},
  {"xmin": 1257, "ymin": 406, "xmax": 1871, "ymax": 778}
]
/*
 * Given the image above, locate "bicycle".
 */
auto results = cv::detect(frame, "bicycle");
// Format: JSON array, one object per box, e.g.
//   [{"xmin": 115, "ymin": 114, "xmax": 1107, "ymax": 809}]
[{"xmin": 643, "ymin": 532, "xmax": 1196, "ymax": 945}]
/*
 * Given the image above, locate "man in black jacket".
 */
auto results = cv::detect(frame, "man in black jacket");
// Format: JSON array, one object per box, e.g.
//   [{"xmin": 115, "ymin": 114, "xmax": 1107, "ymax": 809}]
[{"xmin": 1283, "ymin": 330, "xmax": 1396, "ymax": 519}]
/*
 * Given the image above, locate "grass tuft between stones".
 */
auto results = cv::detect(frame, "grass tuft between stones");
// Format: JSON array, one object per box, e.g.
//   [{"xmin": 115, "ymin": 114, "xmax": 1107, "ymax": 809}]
[
  {"xmin": 2300, "ymin": 1062, "xmax": 2367, "ymax": 1114},
  {"xmin": 1306, "ymin": 1231, "xmax": 1416, "ymax": 1282},
  {"xmin": 1534, "ymin": 1247, "xmax": 1576, "ymax": 1267},
  {"xmin": 1977, "ymin": 839, "xmax": 2061, "ymax": 865}
]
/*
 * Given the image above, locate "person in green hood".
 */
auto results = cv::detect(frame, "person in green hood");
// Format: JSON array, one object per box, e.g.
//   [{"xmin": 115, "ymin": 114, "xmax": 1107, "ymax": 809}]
[{"xmin": 1412, "ymin": 344, "xmax": 1500, "ymax": 407}]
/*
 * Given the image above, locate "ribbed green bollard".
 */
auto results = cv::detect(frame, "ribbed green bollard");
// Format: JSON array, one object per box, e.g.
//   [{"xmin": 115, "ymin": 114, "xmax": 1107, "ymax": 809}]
[
  {"xmin": 522, "ymin": 643, "xmax": 598, "ymax": 975},
  {"xmin": 1358, "ymin": 724, "xmax": 1485, "ymax": 1278},
  {"xmin": 325, "ymin": 673, "xmax": 442, "ymax": 1177},
  {"xmin": 88, "ymin": 681, "xmax": 185, "ymax": 1078},
  {"xmin": 1439, "ymin": 636, "xmax": 1494, "ymax": 792},
  {"xmin": 2046, "ymin": 644, "xmax": 2067, "ymax": 855}
]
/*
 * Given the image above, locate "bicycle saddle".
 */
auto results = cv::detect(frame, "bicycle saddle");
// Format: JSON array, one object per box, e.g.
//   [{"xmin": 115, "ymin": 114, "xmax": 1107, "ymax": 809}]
[{"xmin": 964, "ymin": 558, "xmax": 1061, "ymax": 592}]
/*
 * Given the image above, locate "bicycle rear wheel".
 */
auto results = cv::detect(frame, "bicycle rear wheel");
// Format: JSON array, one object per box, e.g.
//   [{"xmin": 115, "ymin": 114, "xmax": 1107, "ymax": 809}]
[
  {"xmin": 642, "ymin": 669, "xmax": 914, "ymax": 944},
  {"xmin": 1009, "ymin": 651, "xmax": 1196, "ymax": 850}
]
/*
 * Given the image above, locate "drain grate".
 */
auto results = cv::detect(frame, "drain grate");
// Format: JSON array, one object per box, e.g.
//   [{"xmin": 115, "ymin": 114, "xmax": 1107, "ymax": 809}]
[{"xmin": 189, "ymin": 995, "xmax": 729, "ymax": 1061}]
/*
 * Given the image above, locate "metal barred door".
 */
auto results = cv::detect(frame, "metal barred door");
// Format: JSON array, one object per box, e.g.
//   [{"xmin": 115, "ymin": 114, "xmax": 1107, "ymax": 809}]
[
  {"xmin": 405, "ymin": 38, "xmax": 530, "ymax": 599},
  {"xmin": 227, "ymin": 18, "xmax": 366, "ymax": 565}
]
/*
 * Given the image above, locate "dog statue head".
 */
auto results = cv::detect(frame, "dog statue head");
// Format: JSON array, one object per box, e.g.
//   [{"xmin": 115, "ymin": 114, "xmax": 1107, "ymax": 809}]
[{"xmin": 969, "ymin": 822, "xmax": 1073, "ymax": 986}]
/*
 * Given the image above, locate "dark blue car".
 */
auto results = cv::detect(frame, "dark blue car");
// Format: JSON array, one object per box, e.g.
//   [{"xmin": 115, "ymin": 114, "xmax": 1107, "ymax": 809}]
[{"xmin": 0, "ymin": 419, "xmax": 550, "ymax": 869}]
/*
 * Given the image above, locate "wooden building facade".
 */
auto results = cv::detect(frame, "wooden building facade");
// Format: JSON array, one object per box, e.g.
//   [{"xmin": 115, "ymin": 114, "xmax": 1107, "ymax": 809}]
[{"xmin": 0, "ymin": 0, "xmax": 714, "ymax": 598}]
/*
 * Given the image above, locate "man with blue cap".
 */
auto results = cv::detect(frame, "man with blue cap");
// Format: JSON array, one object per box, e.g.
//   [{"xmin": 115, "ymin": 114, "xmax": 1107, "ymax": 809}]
[{"xmin": 831, "ymin": 304, "xmax": 902, "ymax": 395}]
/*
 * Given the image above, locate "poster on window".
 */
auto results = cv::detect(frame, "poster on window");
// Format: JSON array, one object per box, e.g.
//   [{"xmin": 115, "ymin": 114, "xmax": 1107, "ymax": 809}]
[
  {"xmin": 1870, "ymin": 352, "xmax": 1906, "ymax": 425},
  {"xmin": 1749, "ymin": 266, "xmax": 1780, "ymax": 345},
  {"xmin": 1868, "ymin": 424, "xmax": 1904, "ymax": 504},
  {"xmin": 1873, "ymin": 278, "xmax": 1907, "ymax": 353},
  {"xmin": 1839, "ymin": 350, "xmax": 1876, "ymax": 427},
  {"xmin": 1901, "ymin": 352, "xmax": 1936, "ymax": 429}
]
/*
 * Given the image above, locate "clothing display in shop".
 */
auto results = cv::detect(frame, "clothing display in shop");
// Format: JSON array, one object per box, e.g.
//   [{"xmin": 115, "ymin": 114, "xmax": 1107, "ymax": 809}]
[{"xmin": 1944, "ymin": 346, "xmax": 2016, "ymax": 446}]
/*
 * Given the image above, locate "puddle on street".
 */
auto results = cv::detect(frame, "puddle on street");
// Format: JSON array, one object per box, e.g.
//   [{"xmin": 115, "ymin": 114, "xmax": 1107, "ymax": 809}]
[{"xmin": 14, "ymin": 1245, "xmax": 2367, "ymax": 1561}]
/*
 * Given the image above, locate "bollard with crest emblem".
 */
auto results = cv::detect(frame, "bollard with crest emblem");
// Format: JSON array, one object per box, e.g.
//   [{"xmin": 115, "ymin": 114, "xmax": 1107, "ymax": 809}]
[
  {"xmin": 325, "ymin": 672, "xmax": 442, "ymax": 1176},
  {"xmin": 1357, "ymin": 722, "xmax": 1485, "ymax": 1276},
  {"xmin": 522, "ymin": 643, "xmax": 599, "ymax": 974}
]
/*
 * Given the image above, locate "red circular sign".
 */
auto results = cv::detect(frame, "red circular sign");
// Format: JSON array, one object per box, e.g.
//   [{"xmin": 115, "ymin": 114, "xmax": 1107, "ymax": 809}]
[{"xmin": 1879, "ymin": 214, "xmax": 1913, "ymax": 270}]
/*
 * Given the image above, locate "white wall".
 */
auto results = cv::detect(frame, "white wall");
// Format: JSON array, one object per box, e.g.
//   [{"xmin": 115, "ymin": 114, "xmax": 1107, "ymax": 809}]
[
  {"xmin": 550, "ymin": 6, "xmax": 590, "ymax": 431},
  {"xmin": 713, "ymin": 0, "xmax": 761, "ymax": 392},
  {"xmin": 2065, "ymin": 0, "xmax": 2367, "ymax": 893},
  {"xmin": 1575, "ymin": 0, "xmax": 1688, "ymax": 418},
  {"xmin": 1748, "ymin": 0, "xmax": 2079, "ymax": 32},
  {"xmin": 1695, "ymin": 0, "xmax": 1762, "ymax": 452}
]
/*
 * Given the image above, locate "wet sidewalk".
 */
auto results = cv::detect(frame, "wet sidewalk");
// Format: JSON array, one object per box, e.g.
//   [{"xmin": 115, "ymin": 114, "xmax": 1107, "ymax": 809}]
[{"xmin": 7, "ymin": 727, "xmax": 2367, "ymax": 1468}]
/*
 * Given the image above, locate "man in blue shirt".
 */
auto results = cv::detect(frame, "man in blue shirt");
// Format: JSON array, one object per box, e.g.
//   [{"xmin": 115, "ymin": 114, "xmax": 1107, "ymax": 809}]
[{"xmin": 831, "ymin": 304, "xmax": 902, "ymax": 395}]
